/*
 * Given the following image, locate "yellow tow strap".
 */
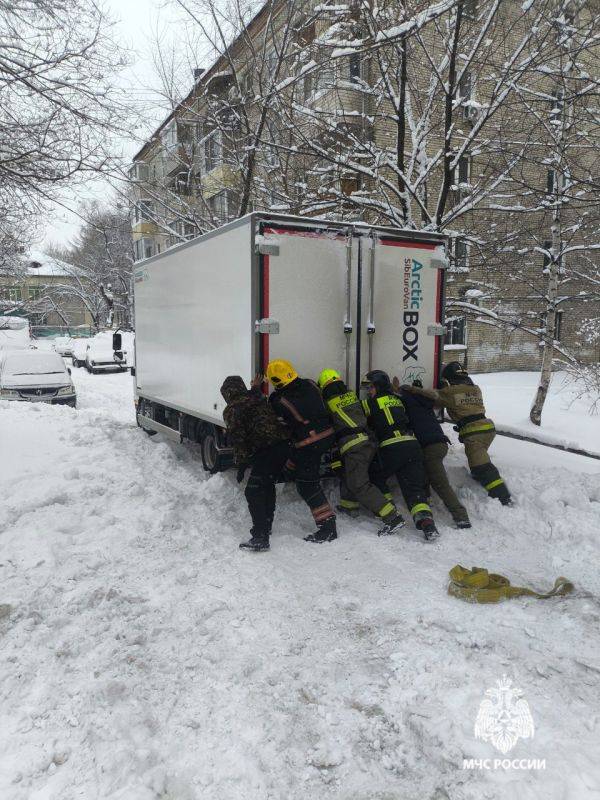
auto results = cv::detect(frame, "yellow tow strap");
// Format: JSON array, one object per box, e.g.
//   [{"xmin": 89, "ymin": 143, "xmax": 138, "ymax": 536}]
[{"xmin": 448, "ymin": 565, "xmax": 574, "ymax": 604}]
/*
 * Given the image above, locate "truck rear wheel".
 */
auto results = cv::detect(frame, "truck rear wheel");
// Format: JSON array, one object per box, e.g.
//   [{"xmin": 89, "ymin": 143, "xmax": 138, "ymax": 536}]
[{"xmin": 200, "ymin": 425, "xmax": 227, "ymax": 473}]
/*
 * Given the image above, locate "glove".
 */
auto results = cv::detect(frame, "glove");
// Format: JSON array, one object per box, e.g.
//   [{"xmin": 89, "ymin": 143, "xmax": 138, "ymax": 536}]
[{"xmin": 236, "ymin": 465, "xmax": 248, "ymax": 483}]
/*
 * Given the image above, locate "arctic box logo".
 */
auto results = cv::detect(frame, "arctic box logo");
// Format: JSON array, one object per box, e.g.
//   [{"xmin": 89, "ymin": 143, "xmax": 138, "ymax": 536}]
[{"xmin": 402, "ymin": 257, "xmax": 423, "ymax": 361}]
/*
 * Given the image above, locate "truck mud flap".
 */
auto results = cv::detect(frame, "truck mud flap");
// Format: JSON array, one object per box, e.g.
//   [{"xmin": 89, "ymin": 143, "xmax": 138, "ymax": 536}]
[{"xmin": 137, "ymin": 414, "xmax": 182, "ymax": 443}]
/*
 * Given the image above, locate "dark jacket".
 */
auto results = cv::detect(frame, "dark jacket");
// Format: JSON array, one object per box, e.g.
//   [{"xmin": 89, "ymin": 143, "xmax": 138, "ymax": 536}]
[
  {"xmin": 221, "ymin": 376, "xmax": 288, "ymax": 465},
  {"xmin": 362, "ymin": 392, "xmax": 415, "ymax": 447},
  {"xmin": 400, "ymin": 389, "xmax": 448, "ymax": 448},
  {"xmin": 269, "ymin": 377, "xmax": 334, "ymax": 448}
]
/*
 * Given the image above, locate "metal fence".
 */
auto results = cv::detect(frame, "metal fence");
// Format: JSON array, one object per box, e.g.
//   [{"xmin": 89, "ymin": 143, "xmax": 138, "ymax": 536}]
[{"xmin": 31, "ymin": 325, "xmax": 96, "ymax": 339}]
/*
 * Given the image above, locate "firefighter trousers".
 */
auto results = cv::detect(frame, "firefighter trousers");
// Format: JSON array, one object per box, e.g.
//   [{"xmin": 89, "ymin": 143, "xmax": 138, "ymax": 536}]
[
  {"xmin": 370, "ymin": 439, "xmax": 433, "ymax": 523},
  {"xmin": 461, "ymin": 430, "xmax": 511, "ymax": 502},
  {"xmin": 289, "ymin": 436, "xmax": 336, "ymax": 526},
  {"xmin": 244, "ymin": 440, "xmax": 290, "ymax": 537},
  {"xmin": 339, "ymin": 440, "xmax": 396, "ymax": 520},
  {"xmin": 422, "ymin": 442, "xmax": 469, "ymax": 523}
]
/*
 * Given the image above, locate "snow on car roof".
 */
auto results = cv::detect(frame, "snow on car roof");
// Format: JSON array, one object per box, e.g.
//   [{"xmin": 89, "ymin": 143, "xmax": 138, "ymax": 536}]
[{"xmin": 1, "ymin": 350, "xmax": 67, "ymax": 374}]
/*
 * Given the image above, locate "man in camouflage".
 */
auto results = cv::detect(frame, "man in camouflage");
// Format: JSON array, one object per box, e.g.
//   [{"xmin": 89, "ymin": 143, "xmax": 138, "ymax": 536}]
[
  {"xmin": 220, "ymin": 375, "xmax": 290, "ymax": 551},
  {"xmin": 404, "ymin": 361, "xmax": 511, "ymax": 505}
]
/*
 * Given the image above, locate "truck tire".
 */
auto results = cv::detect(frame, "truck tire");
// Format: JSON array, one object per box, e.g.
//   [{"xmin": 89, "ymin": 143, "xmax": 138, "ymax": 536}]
[{"xmin": 200, "ymin": 426, "xmax": 224, "ymax": 473}]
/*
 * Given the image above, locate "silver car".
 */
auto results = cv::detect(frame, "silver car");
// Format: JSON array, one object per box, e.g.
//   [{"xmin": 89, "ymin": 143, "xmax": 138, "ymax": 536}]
[{"xmin": 0, "ymin": 350, "xmax": 77, "ymax": 407}]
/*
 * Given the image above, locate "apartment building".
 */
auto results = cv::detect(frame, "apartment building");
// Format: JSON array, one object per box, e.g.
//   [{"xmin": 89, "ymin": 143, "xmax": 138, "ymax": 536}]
[{"xmin": 129, "ymin": 0, "xmax": 599, "ymax": 372}]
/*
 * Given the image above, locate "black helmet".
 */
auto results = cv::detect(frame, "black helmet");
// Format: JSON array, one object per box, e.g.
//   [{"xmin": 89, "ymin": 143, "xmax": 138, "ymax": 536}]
[
  {"xmin": 441, "ymin": 361, "xmax": 468, "ymax": 382},
  {"xmin": 366, "ymin": 369, "xmax": 392, "ymax": 393},
  {"xmin": 220, "ymin": 375, "xmax": 247, "ymax": 402}
]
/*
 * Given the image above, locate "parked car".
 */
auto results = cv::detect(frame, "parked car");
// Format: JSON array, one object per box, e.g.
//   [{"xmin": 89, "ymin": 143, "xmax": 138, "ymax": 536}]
[
  {"xmin": 85, "ymin": 334, "xmax": 128, "ymax": 374},
  {"xmin": 71, "ymin": 338, "xmax": 89, "ymax": 368},
  {"xmin": 0, "ymin": 350, "xmax": 76, "ymax": 407},
  {"xmin": 0, "ymin": 316, "xmax": 33, "ymax": 351},
  {"xmin": 52, "ymin": 336, "xmax": 74, "ymax": 357}
]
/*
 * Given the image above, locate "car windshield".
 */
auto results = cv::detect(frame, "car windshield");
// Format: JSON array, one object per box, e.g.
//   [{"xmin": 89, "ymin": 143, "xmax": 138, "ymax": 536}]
[{"xmin": 3, "ymin": 354, "xmax": 66, "ymax": 377}]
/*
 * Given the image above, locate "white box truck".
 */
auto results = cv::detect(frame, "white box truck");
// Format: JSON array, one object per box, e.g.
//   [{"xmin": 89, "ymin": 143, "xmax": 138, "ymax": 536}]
[{"xmin": 126, "ymin": 213, "xmax": 447, "ymax": 471}]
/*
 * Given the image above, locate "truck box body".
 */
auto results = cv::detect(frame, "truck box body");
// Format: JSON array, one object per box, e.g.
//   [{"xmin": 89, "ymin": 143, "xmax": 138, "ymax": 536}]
[{"xmin": 133, "ymin": 213, "xmax": 447, "ymax": 454}]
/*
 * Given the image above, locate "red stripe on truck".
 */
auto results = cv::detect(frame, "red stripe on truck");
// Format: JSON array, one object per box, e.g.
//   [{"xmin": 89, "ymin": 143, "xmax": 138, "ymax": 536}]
[
  {"xmin": 380, "ymin": 239, "xmax": 437, "ymax": 250},
  {"xmin": 262, "ymin": 255, "xmax": 270, "ymax": 393}
]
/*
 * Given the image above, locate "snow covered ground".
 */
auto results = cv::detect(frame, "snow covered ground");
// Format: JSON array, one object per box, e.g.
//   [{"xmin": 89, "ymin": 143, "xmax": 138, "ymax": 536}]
[
  {"xmin": 1, "ymin": 368, "xmax": 599, "ymax": 800},
  {"xmin": 476, "ymin": 371, "xmax": 600, "ymax": 457}
]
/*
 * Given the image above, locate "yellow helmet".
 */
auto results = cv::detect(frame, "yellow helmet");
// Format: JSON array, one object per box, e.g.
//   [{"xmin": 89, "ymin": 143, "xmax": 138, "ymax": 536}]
[
  {"xmin": 266, "ymin": 359, "xmax": 298, "ymax": 388},
  {"xmin": 317, "ymin": 368, "xmax": 341, "ymax": 389}
]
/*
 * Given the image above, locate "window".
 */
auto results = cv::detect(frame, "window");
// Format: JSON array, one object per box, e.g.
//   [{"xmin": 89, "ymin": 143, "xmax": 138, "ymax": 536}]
[
  {"xmin": 550, "ymin": 88, "xmax": 564, "ymax": 124},
  {"xmin": 167, "ymin": 219, "xmax": 198, "ymax": 248},
  {"xmin": 207, "ymin": 191, "xmax": 230, "ymax": 224},
  {"xmin": 458, "ymin": 72, "xmax": 475, "ymax": 121},
  {"xmin": 547, "ymin": 169, "xmax": 556, "ymax": 194},
  {"xmin": 28, "ymin": 287, "xmax": 43, "ymax": 301},
  {"xmin": 445, "ymin": 316, "xmax": 466, "ymax": 345},
  {"xmin": 451, "ymin": 156, "xmax": 471, "ymax": 201},
  {"xmin": 162, "ymin": 122, "xmax": 178, "ymax": 150},
  {"xmin": 134, "ymin": 199, "xmax": 154, "ymax": 224},
  {"xmin": 542, "ymin": 240, "xmax": 552, "ymax": 270},
  {"xmin": 1, "ymin": 286, "xmax": 23, "ymax": 302},
  {"xmin": 452, "ymin": 238, "xmax": 470, "ymax": 271},
  {"xmin": 134, "ymin": 238, "xmax": 155, "ymax": 262},
  {"xmin": 314, "ymin": 64, "xmax": 335, "ymax": 93},
  {"xmin": 129, "ymin": 162, "xmax": 149, "ymax": 181},
  {"xmin": 349, "ymin": 53, "xmax": 361, "ymax": 82},
  {"xmin": 202, "ymin": 130, "xmax": 222, "ymax": 172},
  {"xmin": 540, "ymin": 310, "xmax": 563, "ymax": 341}
]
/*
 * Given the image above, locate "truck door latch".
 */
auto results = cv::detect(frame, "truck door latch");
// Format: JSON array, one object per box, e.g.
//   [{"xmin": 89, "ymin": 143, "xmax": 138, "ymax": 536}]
[
  {"xmin": 427, "ymin": 324, "xmax": 446, "ymax": 336},
  {"xmin": 255, "ymin": 319, "xmax": 280, "ymax": 334}
]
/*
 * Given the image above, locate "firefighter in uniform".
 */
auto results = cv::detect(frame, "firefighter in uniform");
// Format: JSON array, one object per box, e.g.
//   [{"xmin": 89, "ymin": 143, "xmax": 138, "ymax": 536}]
[
  {"xmin": 317, "ymin": 368, "xmax": 405, "ymax": 536},
  {"xmin": 221, "ymin": 375, "xmax": 291, "ymax": 551},
  {"xmin": 363, "ymin": 369, "xmax": 440, "ymax": 541},
  {"xmin": 265, "ymin": 359, "xmax": 338, "ymax": 543},
  {"xmin": 394, "ymin": 376, "xmax": 471, "ymax": 529},
  {"xmin": 404, "ymin": 361, "xmax": 511, "ymax": 505}
]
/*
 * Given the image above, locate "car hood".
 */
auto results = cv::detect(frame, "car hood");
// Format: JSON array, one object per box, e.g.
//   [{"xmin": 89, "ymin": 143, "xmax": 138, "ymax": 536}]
[{"xmin": 1, "ymin": 373, "xmax": 70, "ymax": 388}]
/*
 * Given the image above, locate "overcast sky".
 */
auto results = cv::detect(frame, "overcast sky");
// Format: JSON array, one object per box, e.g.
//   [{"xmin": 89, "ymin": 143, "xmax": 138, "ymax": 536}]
[{"xmin": 41, "ymin": 0, "xmax": 203, "ymax": 250}]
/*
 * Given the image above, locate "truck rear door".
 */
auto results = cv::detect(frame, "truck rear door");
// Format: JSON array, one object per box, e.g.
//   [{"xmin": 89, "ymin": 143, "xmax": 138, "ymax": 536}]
[
  {"xmin": 257, "ymin": 223, "xmax": 359, "ymax": 387},
  {"xmin": 359, "ymin": 234, "xmax": 446, "ymax": 389}
]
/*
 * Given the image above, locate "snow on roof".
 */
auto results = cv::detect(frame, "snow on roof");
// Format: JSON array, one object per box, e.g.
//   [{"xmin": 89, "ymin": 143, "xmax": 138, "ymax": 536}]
[{"xmin": 25, "ymin": 250, "xmax": 80, "ymax": 278}]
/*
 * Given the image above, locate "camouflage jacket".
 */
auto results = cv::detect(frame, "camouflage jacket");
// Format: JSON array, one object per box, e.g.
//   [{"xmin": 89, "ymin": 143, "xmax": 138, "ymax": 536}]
[{"xmin": 223, "ymin": 389, "xmax": 289, "ymax": 465}]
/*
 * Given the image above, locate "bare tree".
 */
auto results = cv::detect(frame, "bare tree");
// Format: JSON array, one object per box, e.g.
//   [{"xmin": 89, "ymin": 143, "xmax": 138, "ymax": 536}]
[{"xmin": 0, "ymin": 0, "xmax": 129, "ymax": 271}]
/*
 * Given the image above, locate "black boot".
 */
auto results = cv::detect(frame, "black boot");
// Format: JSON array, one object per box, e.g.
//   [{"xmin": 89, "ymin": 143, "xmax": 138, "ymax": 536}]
[
  {"xmin": 239, "ymin": 528, "xmax": 270, "ymax": 551},
  {"xmin": 414, "ymin": 511, "xmax": 440, "ymax": 542},
  {"xmin": 304, "ymin": 516, "xmax": 337, "ymax": 543},
  {"xmin": 377, "ymin": 514, "xmax": 406, "ymax": 537}
]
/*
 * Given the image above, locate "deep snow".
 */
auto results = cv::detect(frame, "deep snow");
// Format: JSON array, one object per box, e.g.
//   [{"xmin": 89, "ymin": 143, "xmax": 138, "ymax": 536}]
[
  {"xmin": 1, "ymin": 368, "xmax": 599, "ymax": 800},
  {"xmin": 476, "ymin": 371, "xmax": 600, "ymax": 457}
]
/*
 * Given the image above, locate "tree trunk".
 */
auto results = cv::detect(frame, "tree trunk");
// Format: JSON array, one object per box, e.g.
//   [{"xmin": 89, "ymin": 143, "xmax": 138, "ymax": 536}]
[{"xmin": 530, "ymin": 217, "xmax": 560, "ymax": 426}]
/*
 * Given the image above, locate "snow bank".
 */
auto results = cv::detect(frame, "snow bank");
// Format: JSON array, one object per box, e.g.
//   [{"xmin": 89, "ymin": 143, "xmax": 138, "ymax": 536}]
[
  {"xmin": 0, "ymin": 369, "xmax": 599, "ymax": 799},
  {"xmin": 475, "ymin": 371, "xmax": 600, "ymax": 457}
]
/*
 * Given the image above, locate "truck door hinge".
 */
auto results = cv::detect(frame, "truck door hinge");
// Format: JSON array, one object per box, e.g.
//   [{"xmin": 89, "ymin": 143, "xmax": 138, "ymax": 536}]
[
  {"xmin": 256, "ymin": 242, "xmax": 280, "ymax": 256},
  {"xmin": 427, "ymin": 324, "xmax": 446, "ymax": 336},
  {"xmin": 430, "ymin": 258, "xmax": 448, "ymax": 270},
  {"xmin": 255, "ymin": 319, "xmax": 280, "ymax": 334}
]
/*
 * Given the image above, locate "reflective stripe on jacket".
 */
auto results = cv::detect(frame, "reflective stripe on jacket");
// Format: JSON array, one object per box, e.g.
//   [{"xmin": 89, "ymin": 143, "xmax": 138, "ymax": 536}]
[{"xmin": 362, "ymin": 393, "xmax": 416, "ymax": 448}]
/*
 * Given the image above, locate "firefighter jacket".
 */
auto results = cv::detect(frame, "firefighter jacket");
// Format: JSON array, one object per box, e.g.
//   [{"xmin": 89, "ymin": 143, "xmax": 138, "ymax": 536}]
[
  {"xmin": 437, "ymin": 379, "xmax": 496, "ymax": 441},
  {"xmin": 400, "ymin": 389, "xmax": 449, "ymax": 448},
  {"xmin": 222, "ymin": 385, "xmax": 289, "ymax": 466},
  {"xmin": 269, "ymin": 378, "xmax": 334, "ymax": 449},
  {"xmin": 362, "ymin": 392, "xmax": 417, "ymax": 448},
  {"xmin": 321, "ymin": 379, "xmax": 371, "ymax": 455}
]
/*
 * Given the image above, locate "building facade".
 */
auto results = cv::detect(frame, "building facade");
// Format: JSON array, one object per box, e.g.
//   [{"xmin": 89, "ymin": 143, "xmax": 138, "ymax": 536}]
[{"xmin": 129, "ymin": 0, "xmax": 599, "ymax": 373}]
